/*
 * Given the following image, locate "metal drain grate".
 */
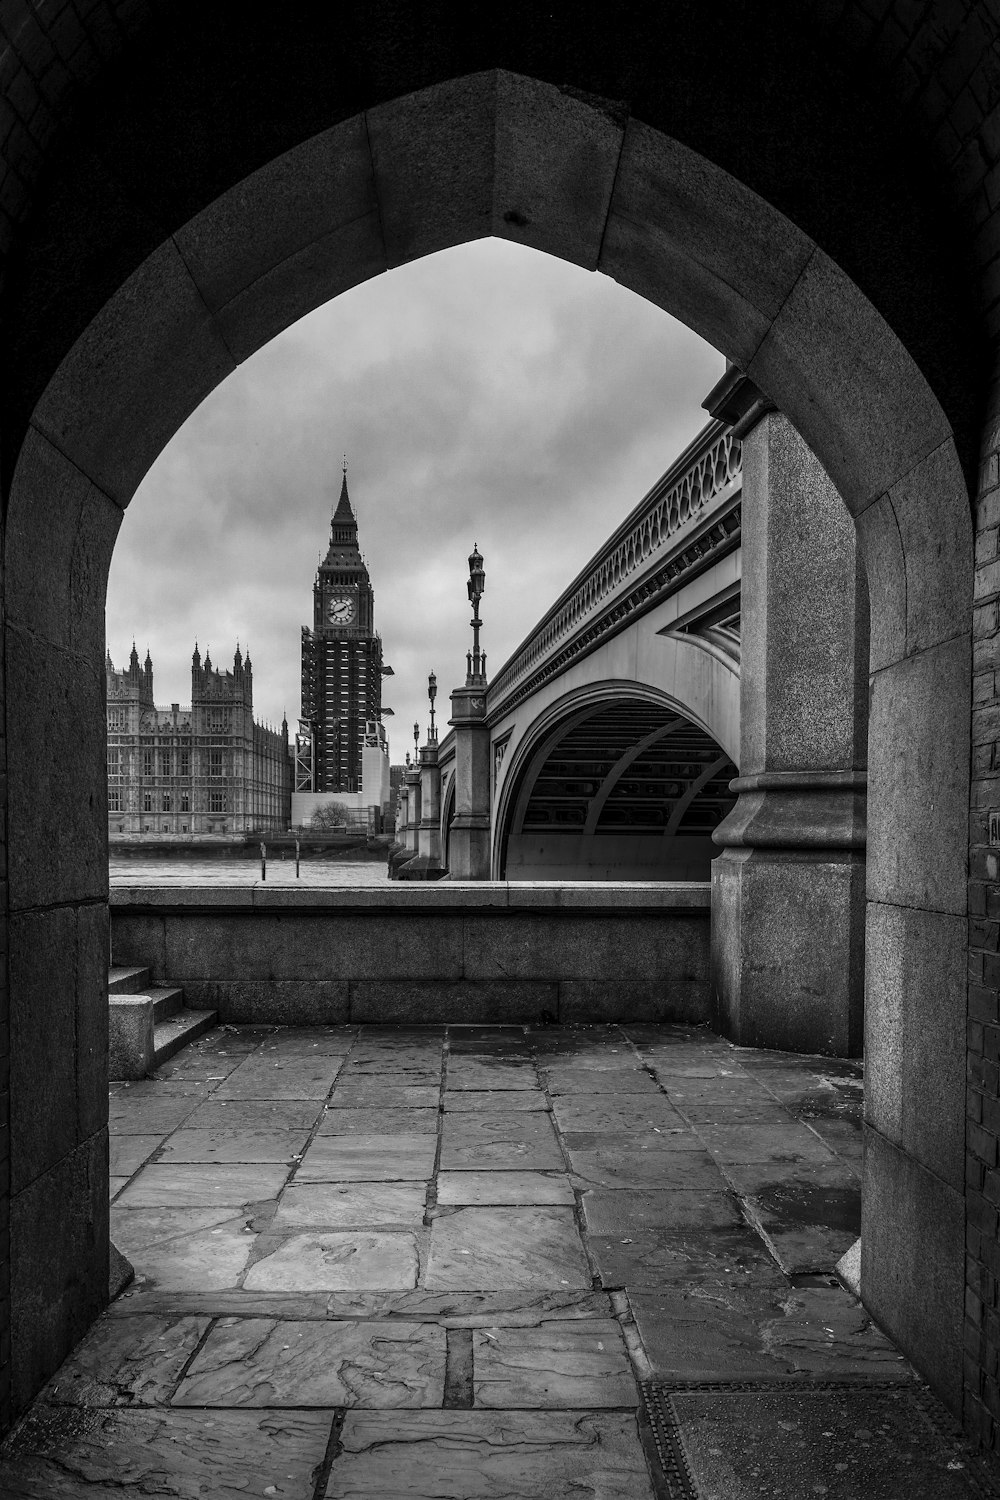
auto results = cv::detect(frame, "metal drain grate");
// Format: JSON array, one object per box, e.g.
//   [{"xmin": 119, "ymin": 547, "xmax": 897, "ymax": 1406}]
[{"xmin": 640, "ymin": 1379, "xmax": 999, "ymax": 1500}]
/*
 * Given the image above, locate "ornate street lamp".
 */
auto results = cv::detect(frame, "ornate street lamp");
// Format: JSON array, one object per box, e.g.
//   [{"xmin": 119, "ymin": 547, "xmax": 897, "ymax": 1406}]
[
  {"xmin": 413, "ymin": 720, "xmax": 420, "ymax": 758},
  {"xmin": 466, "ymin": 544, "xmax": 486, "ymax": 684},
  {"xmin": 428, "ymin": 671, "xmax": 438, "ymax": 744}
]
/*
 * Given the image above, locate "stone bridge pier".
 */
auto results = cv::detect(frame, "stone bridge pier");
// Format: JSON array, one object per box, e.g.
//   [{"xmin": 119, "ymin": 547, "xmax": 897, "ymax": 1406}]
[{"xmin": 708, "ymin": 373, "xmax": 868, "ymax": 1056}]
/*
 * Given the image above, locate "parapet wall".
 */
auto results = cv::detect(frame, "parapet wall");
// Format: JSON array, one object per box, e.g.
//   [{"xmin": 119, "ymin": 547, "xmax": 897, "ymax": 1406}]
[{"xmin": 110, "ymin": 883, "xmax": 711, "ymax": 1026}]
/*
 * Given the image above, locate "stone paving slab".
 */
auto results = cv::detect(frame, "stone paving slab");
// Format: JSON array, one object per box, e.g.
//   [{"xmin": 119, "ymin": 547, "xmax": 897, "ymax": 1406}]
[
  {"xmin": 0, "ymin": 1404, "xmax": 334, "ymax": 1497},
  {"xmin": 473, "ymin": 1319, "xmax": 637, "ymax": 1408},
  {"xmin": 45, "ymin": 1314, "xmax": 210, "ymax": 1405},
  {"xmin": 588, "ymin": 1228, "xmax": 786, "ymax": 1288},
  {"xmin": 446, "ymin": 1057, "xmax": 539, "ymax": 1089},
  {"xmin": 214, "ymin": 1057, "xmax": 341, "ymax": 1099},
  {"xmin": 245, "ymin": 1232, "xmax": 420, "ymax": 1291},
  {"xmin": 110, "ymin": 1175, "xmax": 130, "ymax": 1200},
  {"xmin": 439, "ymin": 1111, "xmax": 563, "ymax": 1170},
  {"xmin": 550, "ymin": 1095, "xmax": 686, "ymax": 1133},
  {"xmin": 322, "ymin": 1289, "xmax": 614, "ymax": 1325},
  {"xmin": 116, "ymin": 1162, "xmax": 289, "ymax": 1208},
  {"xmin": 173, "ymin": 1317, "xmax": 446, "ymax": 1407},
  {"xmin": 696, "ymin": 1121, "xmax": 837, "ymax": 1163},
  {"xmin": 568, "ymin": 1145, "xmax": 725, "ymax": 1190},
  {"xmin": 542, "ymin": 1065, "xmax": 662, "ymax": 1095},
  {"xmin": 157, "ymin": 1128, "xmax": 310, "ymax": 1163},
  {"xmin": 443, "ymin": 1089, "xmax": 548, "ymax": 1112},
  {"xmin": 182, "ymin": 1097, "xmax": 324, "ymax": 1131},
  {"xmin": 273, "ymin": 1182, "xmax": 427, "ymax": 1229},
  {"xmin": 328, "ymin": 1083, "xmax": 441, "ymax": 1108},
  {"xmin": 325, "ymin": 1410, "xmax": 656, "ymax": 1498},
  {"xmin": 109, "ymin": 1134, "xmax": 165, "ymax": 1176},
  {"xmin": 436, "ymin": 1171, "xmax": 575, "ymax": 1205},
  {"xmin": 316, "ymin": 1106, "xmax": 440, "ymax": 1133},
  {"xmin": 109, "ymin": 1090, "xmax": 206, "ymax": 1135},
  {"xmin": 582, "ymin": 1187, "xmax": 742, "ymax": 1234},
  {"xmin": 425, "ymin": 1207, "xmax": 591, "ymax": 1290},
  {"xmin": 296, "ymin": 1134, "xmax": 437, "ymax": 1181},
  {"xmin": 111, "ymin": 1207, "xmax": 255, "ymax": 1291},
  {"xmin": 629, "ymin": 1284, "xmax": 911, "ymax": 1380}
]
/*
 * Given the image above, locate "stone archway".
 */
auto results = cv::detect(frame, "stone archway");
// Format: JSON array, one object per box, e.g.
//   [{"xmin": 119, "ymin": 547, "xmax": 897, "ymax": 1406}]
[{"xmin": 2, "ymin": 71, "xmax": 972, "ymax": 1425}]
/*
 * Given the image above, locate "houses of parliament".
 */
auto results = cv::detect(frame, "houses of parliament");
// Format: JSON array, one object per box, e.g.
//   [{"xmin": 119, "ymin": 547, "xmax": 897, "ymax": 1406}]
[{"xmin": 106, "ymin": 465, "xmax": 390, "ymax": 838}]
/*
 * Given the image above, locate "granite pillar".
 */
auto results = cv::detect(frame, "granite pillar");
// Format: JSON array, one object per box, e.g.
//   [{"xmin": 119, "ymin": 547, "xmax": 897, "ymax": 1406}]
[
  {"xmin": 448, "ymin": 684, "xmax": 491, "ymax": 880},
  {"xmin": 706, "ymin": 375, "xmax": 868, "ymax": 1056},
  {"xmin": 389, "ymin": 769, "xmax": 421, "ymax": 878},
  {"xmin": 398, "ymin": 741, "xmax": 446, "ymax": 880}
]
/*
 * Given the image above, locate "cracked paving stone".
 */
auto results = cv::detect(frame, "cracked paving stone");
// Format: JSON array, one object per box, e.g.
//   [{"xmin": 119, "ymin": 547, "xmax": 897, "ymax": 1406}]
[
  {"xmin": 0, "ymin": 1405, "xmax": 333, "ymax": 1497},
  {"xmin": 296, "ymin": 1134, "xmax": 437, "ymax": 1181},
  {"xmin": 324, "ymin": 1410, "xmax": 655, "ymax": 1498},
  {"xmin": 173, "ymin": 1316, "xmax": 446, "ymax": 1407},
  {"xmin": 436, "ymin": 1171, "xmax": 575, "ymax": 1206},
  {"xmin": 439, "ymin": 1112, "xmax": 563, "ymax": 1171},
  {"xmin": 110, "ymin": 1176, "xmax": 130, "ymax": 1201},
  {"xmin": 157, "ymin": 1128, "xmax": 312, "ymax": 1163},
  {"xmin": 115, "ymin": 1162, "xmax": 289, "ymax": 1208},
  {"xmin": 473, "ymin": 1319, "xmax": 637, "ymax": 1408},
  {"xmin": 425, "ymin": 1207, "xmax": 591, "ymax": 1290},
  {"xmin": 111, "ymin": 1208, "xmax": 256, "ymax": 1292},
  {"xmin": 316, "ymin": 1107, "xmax": 439, "ymax": 1134},
  {"xmin": 44, "ymin": 1314, "xmax": 210, "ymax": 1405},
  {"xmin": 244, "ymin": 1232, "xmax": 419, "ymax": 1291},
  {"xmin": 273, "ymin": 1182, "xmax": 427, "ymax": 1229}
]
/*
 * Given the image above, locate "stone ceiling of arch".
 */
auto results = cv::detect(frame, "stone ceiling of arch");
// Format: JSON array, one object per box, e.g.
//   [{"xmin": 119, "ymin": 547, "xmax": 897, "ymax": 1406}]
[{"xmin": 0, "ymin": 1, "xmax": 990, "ymax": 487}]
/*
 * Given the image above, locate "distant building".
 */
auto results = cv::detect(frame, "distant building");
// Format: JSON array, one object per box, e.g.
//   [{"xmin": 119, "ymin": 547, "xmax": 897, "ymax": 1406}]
[
  {"xmin": 106, "ymin": 643, "xmax": 292, "ymax": 837},
  {"xmin": 294, "ymin": 465, "xmax": 391, "ymax": 824}
]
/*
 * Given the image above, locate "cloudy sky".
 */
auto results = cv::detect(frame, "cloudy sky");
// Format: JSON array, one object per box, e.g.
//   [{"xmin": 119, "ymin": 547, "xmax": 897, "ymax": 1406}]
[{"xmin": 107, "ymin": 238, "xmax": 723, "ymax": 758}]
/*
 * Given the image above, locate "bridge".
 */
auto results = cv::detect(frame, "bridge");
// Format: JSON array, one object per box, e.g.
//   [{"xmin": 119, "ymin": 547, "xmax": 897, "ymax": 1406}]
[{"xmin": 437, "ymin": 417, "xmax": 742, "ymax": 881}]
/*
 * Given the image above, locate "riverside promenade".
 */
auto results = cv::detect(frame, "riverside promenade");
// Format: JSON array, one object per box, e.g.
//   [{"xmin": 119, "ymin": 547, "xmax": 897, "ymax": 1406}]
[{"xmin": 0, "ymin": 1014, "xmax": 988, "ymax": 1496}]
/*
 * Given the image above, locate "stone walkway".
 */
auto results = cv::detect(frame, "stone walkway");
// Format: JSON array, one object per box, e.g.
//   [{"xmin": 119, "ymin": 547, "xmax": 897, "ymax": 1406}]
[{"xmin": 0, "ymin": 1022, "xmax": 967, "ymax": 1497}]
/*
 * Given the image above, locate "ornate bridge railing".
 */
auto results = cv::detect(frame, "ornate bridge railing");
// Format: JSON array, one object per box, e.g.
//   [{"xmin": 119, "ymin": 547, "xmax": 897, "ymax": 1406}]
[{"xmin": 487, "ymin": 419, "xmax": 742, "ymax": 720}]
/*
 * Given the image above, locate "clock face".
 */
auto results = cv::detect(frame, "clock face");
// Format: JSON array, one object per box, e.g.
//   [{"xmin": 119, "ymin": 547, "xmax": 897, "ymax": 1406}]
[{"xmin": 327, "ymin": 595, "xmax": 355, "ymax": 625}]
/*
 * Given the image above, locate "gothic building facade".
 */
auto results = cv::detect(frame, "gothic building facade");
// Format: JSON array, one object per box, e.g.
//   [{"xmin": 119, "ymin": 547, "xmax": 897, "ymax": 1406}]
[
  {"xmin": 106, "ymin": 644, "xmax": 292, "ymax": 837},
  {"xmin": 297, "ymin": 469, "xmax": 389, "ymax": 796}
]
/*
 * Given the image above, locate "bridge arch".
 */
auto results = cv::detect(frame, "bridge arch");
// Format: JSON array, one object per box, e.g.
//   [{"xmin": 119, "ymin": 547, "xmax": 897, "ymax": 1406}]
[
  {"xmin": 494, "ymin": 682, "xmax": 737, "ymax": 881},
  {"xmin": 0, "ymin": 45, "xmax": 974, "ymax": 1427}
]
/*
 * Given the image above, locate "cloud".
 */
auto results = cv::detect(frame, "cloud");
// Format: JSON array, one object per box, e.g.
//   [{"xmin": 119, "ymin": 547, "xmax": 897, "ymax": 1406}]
[{"xmin": 107, "ymin": 238, "xmax": 724, "ymax": 757}]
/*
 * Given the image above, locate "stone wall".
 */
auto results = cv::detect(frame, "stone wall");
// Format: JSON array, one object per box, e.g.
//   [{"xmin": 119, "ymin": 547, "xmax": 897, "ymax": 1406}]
[{"xmin": 110, "ymin": 885, "xmax": 711, "ymax": 1027}]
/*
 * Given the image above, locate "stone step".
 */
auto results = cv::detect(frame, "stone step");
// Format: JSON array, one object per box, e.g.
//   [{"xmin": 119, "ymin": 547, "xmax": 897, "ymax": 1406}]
[
  {"xmin": 108, "ymin": 965, "xmax": 152, "ymax": 994},
  {"xmin": 152, "ymin": 1010, "xmax": 217, "ymax": 1069},
  {"xmin": 150, "ymin": 985, "xmax": 185, "ymax": 1022}
]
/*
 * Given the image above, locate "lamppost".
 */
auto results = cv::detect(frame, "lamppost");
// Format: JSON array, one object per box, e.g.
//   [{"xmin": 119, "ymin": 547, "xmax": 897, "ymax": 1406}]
[
  {"xmin": 428, "ymin": 671, "xmax": 438, "ymax": 744},
  {"xmin": 413, "ymin": 720, "xmax": 420, "ymax": 759},
  {"xmin": 466, "ymin": 544, "xmax": 486, "ymax": 684}
]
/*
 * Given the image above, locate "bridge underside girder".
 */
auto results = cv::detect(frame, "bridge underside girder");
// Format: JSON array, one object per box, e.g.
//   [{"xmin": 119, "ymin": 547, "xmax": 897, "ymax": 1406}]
[{"xmin": 504, "ymin": 699, "xmax": 736, "ymax": 881}]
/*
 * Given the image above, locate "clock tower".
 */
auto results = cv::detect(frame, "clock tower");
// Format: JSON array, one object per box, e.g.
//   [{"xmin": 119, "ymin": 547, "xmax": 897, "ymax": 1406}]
[{"xmin": 299, "ymin": 465, "xmax": 385, "ymax": 793}]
